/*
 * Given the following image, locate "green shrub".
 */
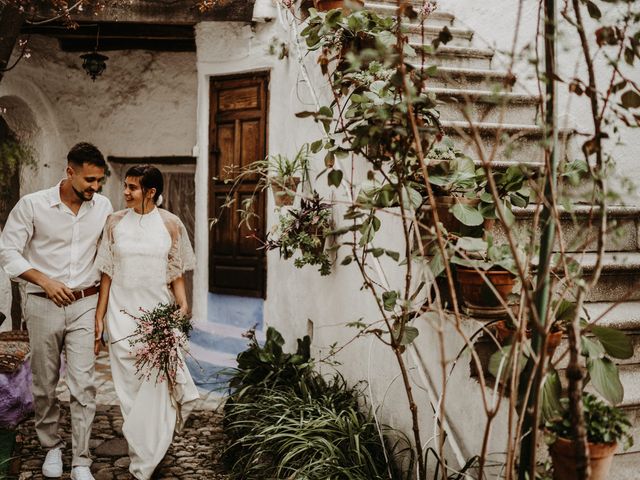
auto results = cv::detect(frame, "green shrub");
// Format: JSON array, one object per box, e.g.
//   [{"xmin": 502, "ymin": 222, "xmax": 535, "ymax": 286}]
[{"xmin": 223, "ymin": 327, "xmax": 396, "ymax": 480}]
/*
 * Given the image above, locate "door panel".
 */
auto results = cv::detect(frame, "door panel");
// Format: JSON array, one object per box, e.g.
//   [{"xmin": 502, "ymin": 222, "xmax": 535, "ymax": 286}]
[{"xmin": 209, "ymin": 72, "xmax": 268, "ymax": 298}]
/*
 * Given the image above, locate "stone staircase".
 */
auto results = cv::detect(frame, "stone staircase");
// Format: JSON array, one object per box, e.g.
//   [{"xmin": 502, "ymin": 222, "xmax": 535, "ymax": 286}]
[{"xmin": 363, "ymin": 0, "xmax": 640, "ymax": 475}]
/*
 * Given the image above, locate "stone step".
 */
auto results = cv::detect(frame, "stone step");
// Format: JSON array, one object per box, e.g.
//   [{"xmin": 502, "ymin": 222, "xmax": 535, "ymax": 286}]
[
  {"xmin": 363, "ymin": 2, "xmax": 455, "ymax": 26},
  {"xmin": 403, "ymin": 23, "xmax": 473, "ymax": 46},
  {"xmin": 608, "ymin": 450, "xmax": 640, "ymax": 479},
  {"xmin": 563, "ymin": 252, "xmax": 640, "ymax": 303},
  {"xmin": 411, "ymin": 44, "xmax": 494, "ymax": 69},
  {"xmin": 425, "ymin": 66, "xmax": 514, "ymax": 91},
  {"xmin": 429, "ymin": 87, "xmax": 541, "ymax": 125},
  {"xmin": 441, "ymin": 121, "xmax": 571, "ymax": 164},
  {"xmin": 493, "ymin": 205, "xmax": 640, "ymax": 253},
  {"xmin": 559, "ymin": 331, "xmax": 640, "ymax": 370},
  {"xmin": 585, "ymin": 301, "xmax": 640, "ymax": 331}
]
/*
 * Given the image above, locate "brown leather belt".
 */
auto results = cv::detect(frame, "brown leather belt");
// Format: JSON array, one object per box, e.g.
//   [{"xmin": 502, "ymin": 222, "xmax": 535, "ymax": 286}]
[{"xmin": 31, "ymin": 285, "xmax": 100, "ymax": 301}]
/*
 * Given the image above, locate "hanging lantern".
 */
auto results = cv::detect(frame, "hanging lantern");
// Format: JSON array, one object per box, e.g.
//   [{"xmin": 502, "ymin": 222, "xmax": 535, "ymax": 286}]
[{"xmin": 80, "ymin": 50, "xmax": 108, "ymax": 81}]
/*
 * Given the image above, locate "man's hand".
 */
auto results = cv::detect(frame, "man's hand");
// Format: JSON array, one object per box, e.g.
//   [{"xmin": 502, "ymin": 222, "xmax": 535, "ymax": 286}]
[
  {"xmin": 94, "ymin": 318, "xmax": 104, "ymax": 355},
  {"xmin": 41, "ymin": 279, "xmax": 75, "ymax": 307}
]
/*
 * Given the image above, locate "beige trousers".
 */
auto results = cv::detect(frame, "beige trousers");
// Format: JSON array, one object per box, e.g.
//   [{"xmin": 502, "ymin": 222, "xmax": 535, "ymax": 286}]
[{"xmin": 25, "ymin": 293, "xmax": 97, "ymax": 467}]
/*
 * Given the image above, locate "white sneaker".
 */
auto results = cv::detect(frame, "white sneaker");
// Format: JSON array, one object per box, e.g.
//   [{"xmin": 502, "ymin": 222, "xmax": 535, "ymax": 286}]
[
  {"xmin": 70, "ymin": 466, "xmax": 95, "ymax": 480},
  {"xmin": 42, "ymin": 447, "xmax": 63, "ymax": 477}
]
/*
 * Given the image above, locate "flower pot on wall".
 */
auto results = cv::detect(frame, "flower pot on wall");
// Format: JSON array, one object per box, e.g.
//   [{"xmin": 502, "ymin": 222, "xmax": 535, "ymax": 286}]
[
  {"xmin": 549, "ymin": 437, "xmax": 617, "ymax": 480},
  {"xmin": 313, "ymin": 0, "xmax": 364, "ymax": 12},
  {"xmin": 271, "ymin": 177, "xmax": 301, "ymax": 207},
  {"xmin": 455, "ymin": 267, "xmax": 515, "ymax": 308}
]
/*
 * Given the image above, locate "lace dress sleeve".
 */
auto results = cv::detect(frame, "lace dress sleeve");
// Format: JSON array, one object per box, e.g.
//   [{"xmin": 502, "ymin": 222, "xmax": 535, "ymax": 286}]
[
  {"xmin": 162, "ymin": 212, "xmax": 196, "ymax": 284},
  {"xmin": 95, "ymin": 214, "xmax": 116, "ymax": 277}
]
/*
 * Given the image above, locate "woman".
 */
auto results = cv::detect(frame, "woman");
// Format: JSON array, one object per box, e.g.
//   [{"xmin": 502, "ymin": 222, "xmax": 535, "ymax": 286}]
[{"xmin": 94, "ymin": 165, "xmax": 200, "ymax": 479}]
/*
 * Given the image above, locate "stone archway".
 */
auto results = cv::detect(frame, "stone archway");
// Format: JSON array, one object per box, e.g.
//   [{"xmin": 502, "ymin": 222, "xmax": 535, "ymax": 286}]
[{"xmin": 0, "ymin": 95, "xmax": 40, "ymax": 331}]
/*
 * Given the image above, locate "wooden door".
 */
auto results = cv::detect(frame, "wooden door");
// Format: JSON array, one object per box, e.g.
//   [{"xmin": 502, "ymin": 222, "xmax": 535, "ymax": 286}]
[{"xmin": 209, "ymin": 72, "xmax": 268, "ymax": 298}]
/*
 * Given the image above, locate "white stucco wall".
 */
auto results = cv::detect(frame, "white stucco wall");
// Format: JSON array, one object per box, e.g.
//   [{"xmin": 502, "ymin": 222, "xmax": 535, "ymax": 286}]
[
  {"xmin": 192, "ymin": 9, "xmax": 498, "ymax": 468},
  {"xmin": 193, "ymin": 1, "xmax": 640, "ymax": 469},
  {"xmin": 1, "ymin": 35, "xmax": 197, "ymax": 199}
]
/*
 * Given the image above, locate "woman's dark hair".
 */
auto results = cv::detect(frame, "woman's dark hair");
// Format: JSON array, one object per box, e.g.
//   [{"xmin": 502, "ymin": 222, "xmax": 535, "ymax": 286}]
[
  {"xmin": 67, "ymin": 142, "xmax": 106, "ymax": 168},
  {"xmin": 125, "ymin": 164, "xmax": 164, "ymax": 204}
]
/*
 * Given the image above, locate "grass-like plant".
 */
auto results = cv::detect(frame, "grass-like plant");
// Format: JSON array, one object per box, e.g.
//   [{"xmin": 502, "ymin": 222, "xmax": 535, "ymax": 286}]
[{"xmin": 222, "ymin": 327, "xmax": 396, "ymax": 480}]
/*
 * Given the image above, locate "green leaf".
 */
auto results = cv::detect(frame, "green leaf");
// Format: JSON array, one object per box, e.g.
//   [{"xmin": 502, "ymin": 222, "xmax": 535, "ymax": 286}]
[
  {"xmin": 621, "ymin": 90, "xmax": 640, "ymax": 109},
  {"xmin": 403, "ymin": 186, "xmax": 423, "ymax": 209},
  {"xmin": 399, "ymin": 326, "xmax": 419, "ymax": 345},
  {"xmin": 585, "ymin": 0, "xmax": 601, "ymax": 19},
  {"xmin": 581, "ymin": 336, "xmax": 605, "ymax": 358},
  {"xmin": 385, "ymin": 250, "xmax": 400, "ymax": 262},
  {"xmin": 382, "ymin": 291, "xmax": 398, "ymax": 311},
  {"xmin": 428, "ymin": 250, "xmax": 445, "ymax": 277},
  {"xmin": 456, "ymin": 236, "xmax": 487, "ymax": 252},
  {"xmin": 554, "ymin": 299, "xmax": 576, "ymax": 323},
  {"xmin": 587, "ymin": 357, "xmax": 624, "ymax": 405},
  {"xmin": 451, "ymin": 202, "xmax": 484, "ymax": 226},
  {"xmin": 328, "ymin": 169, "xmax": 343, "ymax": 187},
  {"xmin": 266, "ymin": 326, "xmax": 285, "ymax": 347},
  {"xmin": 590, "ymin": 325, "xmax": 633, "ymax": 359},
  {"xmin": 541, "ymin": 369, "xmax": 563, "ymax": 423},
  {"xmin": 488, "ymin": 345, "xmax": 527, "ymax": 382},
  {"xmin": 310, "ymin": 140, "xmax": 323, "ymax": 153}
]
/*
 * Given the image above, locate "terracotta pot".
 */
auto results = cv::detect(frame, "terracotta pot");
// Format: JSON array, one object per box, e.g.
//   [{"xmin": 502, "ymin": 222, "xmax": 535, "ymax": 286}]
[
  {"xmin": 493, "ymin": 320, "xmax": 563, "ymax": 356},
  {"xmin": 455, "ymin": 267, "xmax": 515, "ymax": 308},
  {"xmin": 419, "ymin": 196, "xmax": 480, "ymax": 235},
  {"xmin": 314, "ymin": 0, "xmax": 364, "ymax": 12},
  {"xmin": 270, "ymin": 177, "xmax": 300, "ymax": 207},
  {"xmin": 549, "ymin": 437, "xmax": 617, "ymax": 480}
]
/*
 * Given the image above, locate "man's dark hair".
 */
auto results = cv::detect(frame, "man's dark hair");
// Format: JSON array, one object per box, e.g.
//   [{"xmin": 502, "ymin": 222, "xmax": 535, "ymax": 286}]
[{"xmin": 67, "ymin": 142, "xmax": 106, "ymax": 168}]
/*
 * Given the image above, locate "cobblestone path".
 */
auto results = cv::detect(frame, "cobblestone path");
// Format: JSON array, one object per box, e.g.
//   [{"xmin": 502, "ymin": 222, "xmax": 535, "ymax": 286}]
[
  {"xmin": 10, "ymin": 352, "xmax": 230, "ymax": 480},
  {"xmin": 13, "ymin": 405, "xmax": 229, "ymax": 480}
]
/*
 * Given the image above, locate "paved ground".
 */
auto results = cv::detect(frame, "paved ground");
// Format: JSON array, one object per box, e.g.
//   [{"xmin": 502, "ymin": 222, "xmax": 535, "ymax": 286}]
[{"xmin": 11, "ymin": 351, "xmax": 230, "ymax": 480}]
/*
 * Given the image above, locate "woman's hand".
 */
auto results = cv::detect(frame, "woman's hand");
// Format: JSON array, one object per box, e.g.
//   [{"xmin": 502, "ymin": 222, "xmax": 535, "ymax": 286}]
[
  {"xmin": 177, "ymin": 304, "xmax": 189, "ymax": 318},
  {"xmin": 94, "ymin": 317, "xmax": 104, "ymax": 355}
]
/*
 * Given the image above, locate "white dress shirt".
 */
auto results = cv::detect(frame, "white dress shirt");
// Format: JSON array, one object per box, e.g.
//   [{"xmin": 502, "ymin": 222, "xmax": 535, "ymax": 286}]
[{"xmin": 0, "ymin": 181, "xmax": 113, "ymax": 294}]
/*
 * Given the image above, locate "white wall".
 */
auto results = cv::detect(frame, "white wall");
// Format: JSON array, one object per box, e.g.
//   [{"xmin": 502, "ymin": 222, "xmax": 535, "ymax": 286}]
[
  {"xmin": 193, "ymin": 9, "xmax": 493, "ymax": 468},
  {"xmin": 1, "ymin": 35, "xmax": 197, "ymax": 199}
]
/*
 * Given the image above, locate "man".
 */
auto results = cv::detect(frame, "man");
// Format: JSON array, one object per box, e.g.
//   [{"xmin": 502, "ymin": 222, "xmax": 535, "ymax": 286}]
[{"xmin": 0, "ymin": 143, "xmax": 113, "ymax": 480}]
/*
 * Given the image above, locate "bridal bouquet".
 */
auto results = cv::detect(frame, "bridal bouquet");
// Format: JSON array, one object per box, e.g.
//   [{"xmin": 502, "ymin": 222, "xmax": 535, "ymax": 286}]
[{"xmin": 123, "ymin": 303, "xmax": 194, "ymax": 387}]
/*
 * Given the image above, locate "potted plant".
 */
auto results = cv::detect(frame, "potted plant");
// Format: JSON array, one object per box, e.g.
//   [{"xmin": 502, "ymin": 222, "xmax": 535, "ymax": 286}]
[
  {"xmin": 266, "ymin": 146, "xmax": 310, "ymax": 207},
  {"xmin": 450, "ymin": 236, "xmax": 521, "ymax": 309},
  {"xmin": 313, "ymin": 0, "xmax": 364, "ymax": 13},
  {"xmin": 545, "ymin": 393, "xmax": 633, "ymax": 480},
  {"xmin": 415, "ymin": 147, "xmax": 485, "ymax": 237},
  {"xmin": 492, "ymin": 298, "xmax": 572, "ymax": 355},
  {"xmin": 264, "ymin": 193, "xmax": 333, "ymax": 275},
  {"xmin": 415, "ymin": 142, "xmax": 532, "ymax": 239}
]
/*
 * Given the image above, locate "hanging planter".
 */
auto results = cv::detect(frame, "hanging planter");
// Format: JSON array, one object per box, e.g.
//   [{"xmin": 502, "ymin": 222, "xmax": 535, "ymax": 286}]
[
  {"xmin": 313, "ymin": 0, "xmax": 364, "ymax": 12},
  {"xmin": 271, "ymin": 177, "xmax": 301, "ymax": 207}
]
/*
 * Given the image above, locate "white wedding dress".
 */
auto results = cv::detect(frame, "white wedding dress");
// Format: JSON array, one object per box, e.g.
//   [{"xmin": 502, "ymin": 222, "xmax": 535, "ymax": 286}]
[{"xmin": 96, "ymin": 207, "xmax": 199, "ymax": 480}]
